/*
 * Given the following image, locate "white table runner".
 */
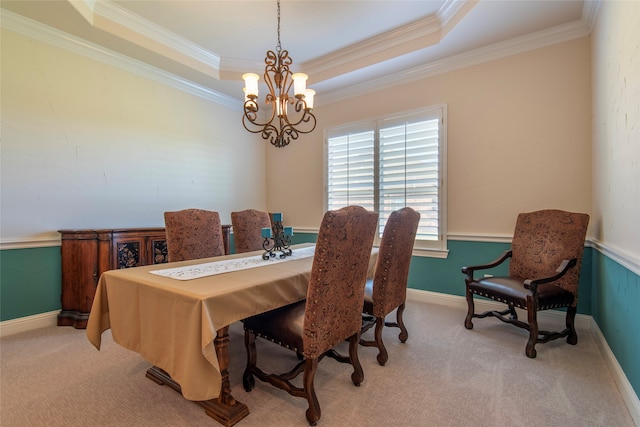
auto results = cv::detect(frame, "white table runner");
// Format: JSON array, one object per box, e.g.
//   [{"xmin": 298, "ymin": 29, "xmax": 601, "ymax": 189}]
[{"xmin": 149, "ymin": 245, "xmax": 316, "ymax": 281}]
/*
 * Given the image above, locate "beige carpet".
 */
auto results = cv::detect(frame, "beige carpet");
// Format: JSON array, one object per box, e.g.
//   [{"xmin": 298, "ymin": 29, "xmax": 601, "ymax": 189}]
[{"xmin": 1, "ymin": 300, "xmax": 635, "ymax": 426}]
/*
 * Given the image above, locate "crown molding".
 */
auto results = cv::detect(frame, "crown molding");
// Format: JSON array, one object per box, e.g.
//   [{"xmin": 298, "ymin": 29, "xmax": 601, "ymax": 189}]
[
  {"xmin": 302, "ymin": 0, "xmax": 474, "ymax": 81},
  {"xmin": 2, "ymin": 1, "xmax": 596, "ymax": 111},
  {"xmin": 1, "ymin": 10, "xmax": 241, "ymax": 111},
  {"xmin": 69, "ymin": 0, "xmax": 221, "ymax": 78},
  {"xmin": 582, "ymin": 0, "xmax": 601, "ymax": 33},
  {"xmin": 302, "ymin": 14, "xmax": 440, "ymax": 76},
  {"xmin": 437, "ymin": 0, "xmax": 470, "ymax": 27},
  {"xmin": 318, "ymin": 19, "xmax": 590, "ymax": 106},
  {"xmin": 64, "ymin": 1, "xmax": 476, "ymax": 87}
]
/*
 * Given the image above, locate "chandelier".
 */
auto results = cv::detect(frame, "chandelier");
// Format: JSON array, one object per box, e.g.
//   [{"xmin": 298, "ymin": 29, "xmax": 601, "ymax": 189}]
[{"xmin": 241, "ymin": 0, "xmax": 316, "ymax": 148}]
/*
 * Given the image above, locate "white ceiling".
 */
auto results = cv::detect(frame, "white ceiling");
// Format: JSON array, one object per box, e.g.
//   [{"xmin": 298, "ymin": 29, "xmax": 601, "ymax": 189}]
[{"xmin": 1, "ymin": 1, "xmax": 595, "ymax": 108}]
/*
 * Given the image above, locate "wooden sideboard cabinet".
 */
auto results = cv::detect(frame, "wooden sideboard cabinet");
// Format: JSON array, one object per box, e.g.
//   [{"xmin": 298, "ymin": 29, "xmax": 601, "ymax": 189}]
[{"xmin": 57, "ymin": 226, "xmax": 230, "ymax": 329}]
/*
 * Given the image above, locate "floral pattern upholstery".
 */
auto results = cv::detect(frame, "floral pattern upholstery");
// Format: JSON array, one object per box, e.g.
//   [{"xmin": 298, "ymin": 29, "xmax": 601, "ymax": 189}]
[
  {"xmin": 231, "ymin": 209, "xmax": 272, "ymax": 253},
  {"xmin": 361, "ymin": 207, "xmax": 420, "ymax": 365},
  {"xmin": 242, "ymin": 205, "xmax": 378, "ymax": 425},
  {"xmin": 303, "ymin": 206, "xmax": 379, "ymax": 358},
  {"xmin": 163, "ymin": 209, "xmax": 225, "ymax": 262},
  {"xmin": 509, "ymin": 209, "xmax": 590, "ymax": 305},
  {"xmin": 366, "ymin": 207, "xmax": 421, "ymax": 317}
]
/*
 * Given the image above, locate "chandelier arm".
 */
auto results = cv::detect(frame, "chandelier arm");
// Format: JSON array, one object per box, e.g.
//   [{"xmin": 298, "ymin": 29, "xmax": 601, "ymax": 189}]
[
  {"xmin": 243, "ymin": 95, "xmax": 277, "ymax": 129},
  {"xmin": 279, "ymin": 99, "xmax": 316, "ymax": 131}
]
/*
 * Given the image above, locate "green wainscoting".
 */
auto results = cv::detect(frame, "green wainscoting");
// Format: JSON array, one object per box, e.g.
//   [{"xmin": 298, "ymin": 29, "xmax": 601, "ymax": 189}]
[
  {"xmin": 592, "ymin": 250, "xmax": 640, "ymax": 398},
  {"xmin": 407, "ymin": 240, "xmax": 511, "ymax": 297},
  {"xmin": 0, "ymin": 238, "xmax": 636, "ymax": 402},
  {"xmin": 0, "ymin": 246, "xmax": 61, "ymax": 321}
]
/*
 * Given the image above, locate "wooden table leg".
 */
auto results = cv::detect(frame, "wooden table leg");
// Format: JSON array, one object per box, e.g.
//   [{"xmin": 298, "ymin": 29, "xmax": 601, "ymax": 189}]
[{"xmin": 146, "ymin": 326, "xmax": 249, "ymax": 426}]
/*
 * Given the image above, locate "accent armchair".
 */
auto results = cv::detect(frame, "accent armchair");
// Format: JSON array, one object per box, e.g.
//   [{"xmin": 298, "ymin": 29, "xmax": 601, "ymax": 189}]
[{"xmin": 462, "ymin": 209, "xmax": 589, "ymax": 358}]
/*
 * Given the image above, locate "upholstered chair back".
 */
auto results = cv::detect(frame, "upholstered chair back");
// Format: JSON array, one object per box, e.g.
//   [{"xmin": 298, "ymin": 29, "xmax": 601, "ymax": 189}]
[
  {"xmin": 371, "ymin": 207, "xmax": 421, "ymax": 317},
  {"xmin": 231, "ymin": 209, "xmax": 272, "ymax": 253},
  {"xmin": 509, "ymin": 209, "xmax": 589, "ymax": 303},
  {"xmin": 303, "ymin": 206, "xmax": 377, "ymax": 358},
  {"xmin": 164, "ymin": 208, "xmax": 225, "ymax": 262}
]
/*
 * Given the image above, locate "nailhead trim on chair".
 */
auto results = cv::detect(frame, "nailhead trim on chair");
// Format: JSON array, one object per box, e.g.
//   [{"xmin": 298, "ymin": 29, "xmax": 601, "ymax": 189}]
[
  {"xmin": 470, "ymin": 289, "xmax": 572, "ymax": 311},
  {"xmin": 245, "ymin": 328, "xmax": 301, "ymax": 353}
]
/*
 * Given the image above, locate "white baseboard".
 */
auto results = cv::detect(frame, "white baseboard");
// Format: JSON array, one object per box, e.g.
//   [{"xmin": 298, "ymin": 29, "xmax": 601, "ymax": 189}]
[
  {"xmin": 590, "ymin": 319, "xmax": 640, "ymax": 426},
  {"xmin": 0, "ymin": 310, "xmax": 59, "ymax": 338},
  {"xmin": 406, "ymin": 289, "xmax": 639, "ymax": 426}
]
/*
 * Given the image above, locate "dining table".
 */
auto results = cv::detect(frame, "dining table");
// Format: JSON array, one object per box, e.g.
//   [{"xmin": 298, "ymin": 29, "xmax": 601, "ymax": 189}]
[{"xmin": 86, "ymin": 242, "xmax": 378, "ymax": 426}]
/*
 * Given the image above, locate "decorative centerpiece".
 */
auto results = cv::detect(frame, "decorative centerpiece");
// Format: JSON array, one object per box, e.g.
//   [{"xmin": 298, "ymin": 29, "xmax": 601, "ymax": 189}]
[{"xmin": 261, "ymin": 212, "xmax": 293, "ymax": 260}]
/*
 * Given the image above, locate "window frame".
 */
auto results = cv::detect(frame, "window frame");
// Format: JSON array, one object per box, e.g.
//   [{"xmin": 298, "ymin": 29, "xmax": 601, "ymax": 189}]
[{"xmin": 323, "ymin": 105, "xmax": 448, "ymax": 258}]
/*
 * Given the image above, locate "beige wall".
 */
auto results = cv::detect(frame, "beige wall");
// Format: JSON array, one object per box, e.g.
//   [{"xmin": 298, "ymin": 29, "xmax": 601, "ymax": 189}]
[
  {"xmin": 1, "ymin": 24, "xmax": 598, "ymax": 245},
  {"xmin": 591, "ymin": 0, "xmax": 640, "ymax": 262},
  {"xmin": 268, "ymin": 38, "xmax": 592, "ymax": 237},
  {"xmin": 1, "ymin": 29, "xmax": 265, "ymax": 242}
]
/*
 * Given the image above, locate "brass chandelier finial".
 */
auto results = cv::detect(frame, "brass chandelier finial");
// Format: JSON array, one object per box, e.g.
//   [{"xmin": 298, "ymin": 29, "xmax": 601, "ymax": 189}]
[{"xmin": 241, "ymin": 0, "xmax": 316, "ymax": 148}]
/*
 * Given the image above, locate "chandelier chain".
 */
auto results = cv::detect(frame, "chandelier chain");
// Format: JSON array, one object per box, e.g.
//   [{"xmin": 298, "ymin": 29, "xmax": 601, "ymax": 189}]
[{"xmin": 276, "ymin": 0, "xmax": 281, "ymax": 53}]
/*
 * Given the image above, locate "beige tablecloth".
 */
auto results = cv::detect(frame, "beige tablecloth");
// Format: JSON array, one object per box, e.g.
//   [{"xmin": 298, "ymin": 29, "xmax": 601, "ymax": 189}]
[{"xmin": 86, "ymin": 243, "xmax": 377, "ymax": 401}]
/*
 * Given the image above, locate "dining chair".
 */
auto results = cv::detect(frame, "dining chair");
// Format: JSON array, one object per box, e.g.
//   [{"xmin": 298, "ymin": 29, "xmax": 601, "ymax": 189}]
[
  {"xmin": 163, "ymin": 208, "xmax": 226, "ymax": 262},
  {"xmin": 360, "ymin": 207, "xmax": 420, "ymax": 365},
  {"xmin": 231, "ymin": 209, "xmax": 272, "ymax": 253},
  {"xmin": 462, "ymin": 209, "xmax": 589, "ymax": 358},
  {"xmin": 242, "ymin": 205, "xmax": 378, "ymax": 426}
]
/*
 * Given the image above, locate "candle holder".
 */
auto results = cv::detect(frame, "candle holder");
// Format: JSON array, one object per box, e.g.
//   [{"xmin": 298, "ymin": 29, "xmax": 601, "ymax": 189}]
[{"xmin": 262, "ymin": 216, "xmax": 293, "ymax": 260}]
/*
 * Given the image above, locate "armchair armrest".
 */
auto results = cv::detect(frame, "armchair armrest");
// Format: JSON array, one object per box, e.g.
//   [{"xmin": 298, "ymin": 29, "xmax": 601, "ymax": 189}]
[
  {"xmin": 524, "ymin": 258, "xmax": 577, "ymax": 292},
  {"xmin": 462, "ymin": 250, "xmax": 512, "ymax": 280}
]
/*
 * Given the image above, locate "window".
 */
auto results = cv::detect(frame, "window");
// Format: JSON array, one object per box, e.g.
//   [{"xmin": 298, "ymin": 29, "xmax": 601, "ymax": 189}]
[{"xmin": 325, "ymin": 106, "xmax": 447, "ymax": 256}]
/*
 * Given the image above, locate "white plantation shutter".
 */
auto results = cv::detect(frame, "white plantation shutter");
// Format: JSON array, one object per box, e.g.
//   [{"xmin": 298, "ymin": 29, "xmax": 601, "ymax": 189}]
[
  {"xmin": 326, "ymin": 106, "xmax": 446, "ymax": 253},
  {"xmin": 327, "ymin": 128, "xmax": 375, "ymax": 212},
  {"xmin": 379, "ymin": 113, "xmax": 441, "ymax": 244}
]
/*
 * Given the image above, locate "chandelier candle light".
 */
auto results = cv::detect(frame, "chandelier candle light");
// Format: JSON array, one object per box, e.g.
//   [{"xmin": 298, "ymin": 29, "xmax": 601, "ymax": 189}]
[
  {"xmin": 261, "ymin": 212, "xmax": 294, "ymax": 260},
  {"xmin": 242, "ymin": 0, "xmax": 316, "ymax": 148}
]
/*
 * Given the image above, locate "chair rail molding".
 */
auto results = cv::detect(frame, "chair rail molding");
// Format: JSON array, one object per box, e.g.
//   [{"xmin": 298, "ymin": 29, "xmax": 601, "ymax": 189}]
[
  {"xmin": 0, "ymin": 237, "xmax": 62, "ymax": 250},
  {"xmin": 590, "ymin": 238, "xmax": 640, "ymax": 277}
]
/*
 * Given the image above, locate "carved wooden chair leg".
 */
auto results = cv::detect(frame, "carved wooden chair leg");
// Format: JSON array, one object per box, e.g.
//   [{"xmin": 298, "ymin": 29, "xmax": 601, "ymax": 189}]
[
  {"xmin": 303, "ymin": 358, "xmax": 321, "ymax": 426},
  {"xmin": 566, "ymin": 306, "xmax": 578, "ymax": 345},
  {"xmin": 392, "ymin": 302, "xmax": 408, "ymax": 342},
  {"xmin": 242, "ymin": 331, "xmax": 257, "ymax": 391},
  {"xmin": 464, "ymin": 287, "xmax": 475, "ymax": 329},
  {"xmin": 525, "ymin": 297, "xmax": 538, "ymax": 358},
  {"xmin": 348, "ymin": 333, "xmax": 364, "ymax": 385},
  {"xmin": 373, "ymin": 317, "xmax": 389, "ymax": 366}
]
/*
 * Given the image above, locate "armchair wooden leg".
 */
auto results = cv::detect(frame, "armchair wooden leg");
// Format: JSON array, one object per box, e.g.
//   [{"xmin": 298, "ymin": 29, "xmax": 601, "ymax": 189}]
[
  {"xmin": 508, "ymin": 305, "xmax": 518, "ymax": 320},
  {"xmin": 566, "ymin": 306, "xmax": 578, "ymax": 345},
  {"xmin": 303, "ymin": 358, "xmax": 321, "ymax": 426},
  {"xmin": 525, "ymin": 297, "xmax": 538, "ymax": 358},
  {"xmin": 464, "ymin": 286, "xmax": 475, "ymax": 330}
]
